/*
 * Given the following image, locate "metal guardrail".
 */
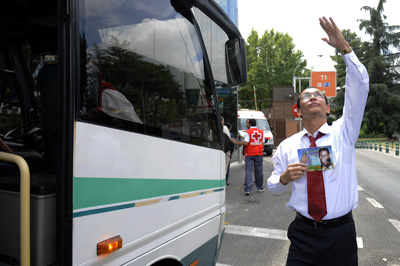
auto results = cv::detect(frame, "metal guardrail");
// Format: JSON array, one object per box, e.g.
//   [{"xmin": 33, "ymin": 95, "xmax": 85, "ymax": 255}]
[
  {"xmin": 0, "ymin": 152, "xmax": 31, "ymax": 266},
  {"xmin": 355, "ymin": 140, "xmax": 400, "ymax": 156}
]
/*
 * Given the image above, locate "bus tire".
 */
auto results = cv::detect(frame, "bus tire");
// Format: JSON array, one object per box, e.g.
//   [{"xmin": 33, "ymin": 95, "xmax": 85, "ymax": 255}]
[{"xmin": 152, "ymin": 259, "xmax": 182, "ymax": 266}]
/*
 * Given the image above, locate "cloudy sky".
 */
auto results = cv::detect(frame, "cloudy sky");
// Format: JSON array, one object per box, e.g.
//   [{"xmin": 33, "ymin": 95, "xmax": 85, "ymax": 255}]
[{"xmin": 237, "ymin": 0, "xmax": 400, "ymax": 71}]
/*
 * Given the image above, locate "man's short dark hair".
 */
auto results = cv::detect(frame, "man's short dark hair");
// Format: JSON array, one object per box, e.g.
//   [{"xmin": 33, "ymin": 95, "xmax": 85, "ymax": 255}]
[
  {"xmin": 249, "ymin": 119, "xmax": 257, "ymax": 127},
  {"xmin": 297, "ymin": 88, "xmax": 329, "ymax": 108}
]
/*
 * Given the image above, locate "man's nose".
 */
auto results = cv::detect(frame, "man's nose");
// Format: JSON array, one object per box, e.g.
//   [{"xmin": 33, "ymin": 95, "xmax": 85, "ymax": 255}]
[{"xmin": 309, "ymin": 95, "xmax": 318, "ymax": 101}]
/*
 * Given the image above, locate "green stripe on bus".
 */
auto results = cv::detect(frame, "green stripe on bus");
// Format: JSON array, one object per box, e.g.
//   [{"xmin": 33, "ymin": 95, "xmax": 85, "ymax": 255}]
[
  {"xmin": 73, "ymin": 187, "xmax": 225, "ymax": 218},
  {"xmin": 73, "ymin": 177, "xmax": 223, "ymax": 210},
  {"xmin": 73, "ymin": 202, "xmax": 136, "ymax": 217}
]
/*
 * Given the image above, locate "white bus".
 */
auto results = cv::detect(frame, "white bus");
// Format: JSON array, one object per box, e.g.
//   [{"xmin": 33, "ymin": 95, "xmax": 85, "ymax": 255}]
[{"xmin": 0, "ymin": 0, "xmax": 247, "ymax": 265}]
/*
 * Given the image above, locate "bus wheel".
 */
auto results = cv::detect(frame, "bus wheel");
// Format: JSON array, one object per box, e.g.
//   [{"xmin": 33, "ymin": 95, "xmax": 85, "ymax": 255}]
[{"xmin": 152, "ymin": 259, "xmax": 182, "ymax": 266}]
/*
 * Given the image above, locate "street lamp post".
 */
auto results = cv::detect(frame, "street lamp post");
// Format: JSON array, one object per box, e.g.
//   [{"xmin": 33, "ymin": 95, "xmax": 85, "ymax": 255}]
[
  {"xmin": 293, "ymin": 55, "xmax": 323, "ymax": 93},
  {"xmin": 292, "ymin": 63, "xmax": 300, "ymax": 93}
]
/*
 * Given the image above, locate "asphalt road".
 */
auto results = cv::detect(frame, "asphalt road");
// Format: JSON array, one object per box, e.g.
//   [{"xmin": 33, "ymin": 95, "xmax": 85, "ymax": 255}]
[{"xmin": 217, "ymin": 149, "xmax": 400, "ymax": 266}]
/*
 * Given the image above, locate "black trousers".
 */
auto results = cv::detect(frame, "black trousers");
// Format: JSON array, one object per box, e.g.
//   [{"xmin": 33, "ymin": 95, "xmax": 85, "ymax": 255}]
[{"xmin": 286, "ymin": 216, "xmax": 358, "ymax": 266}]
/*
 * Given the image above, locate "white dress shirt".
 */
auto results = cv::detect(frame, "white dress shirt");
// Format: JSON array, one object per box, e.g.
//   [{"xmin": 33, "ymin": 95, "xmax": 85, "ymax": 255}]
[
  {"xmin": 267, "ymin": 52, "xmax": 370, "ymax": 220},
  {"xmin": 223, "ymin": 125, "xmax": 230, "ymax": 137}
]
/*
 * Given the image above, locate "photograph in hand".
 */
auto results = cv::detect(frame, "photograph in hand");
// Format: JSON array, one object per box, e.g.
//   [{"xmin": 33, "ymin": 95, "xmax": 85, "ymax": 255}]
[{"xmin": 298, "ymin": 145, "xmax": 335, "ymax": 171}]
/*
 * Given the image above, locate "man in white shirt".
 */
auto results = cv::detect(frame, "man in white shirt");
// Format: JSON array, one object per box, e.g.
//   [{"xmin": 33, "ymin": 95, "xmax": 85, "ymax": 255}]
[{"xmin": 267, "ymin": 17, "xmax": 369, "ymax": 265}]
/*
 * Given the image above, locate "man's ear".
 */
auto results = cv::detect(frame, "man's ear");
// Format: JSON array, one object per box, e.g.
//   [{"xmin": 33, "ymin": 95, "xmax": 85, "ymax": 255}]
[
  {"xmin": 297, "ymin": 107, "xmax": 302, "ymax": 117},
  {"xmin": 326, "ymin": 104, "xmax": 331, "ymax": 115}
]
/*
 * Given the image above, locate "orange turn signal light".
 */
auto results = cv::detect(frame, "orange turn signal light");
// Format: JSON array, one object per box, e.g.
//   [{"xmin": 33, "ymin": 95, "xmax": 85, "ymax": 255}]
[
  {"xmin": 190, "ymin": 259, "xmax": 199, "ymax": 266},
  {"xmin": 97, "ymin": 235, "xmax": 123, "ymax": 255}
]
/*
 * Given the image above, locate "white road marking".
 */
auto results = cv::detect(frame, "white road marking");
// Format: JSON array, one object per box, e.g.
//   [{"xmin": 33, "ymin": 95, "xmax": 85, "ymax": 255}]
[
  {"xmin": 358, "ymin": 185, "xmax": 364, "ymax": 191},
  {"xmin": 389, "ymin": 219, "xmax": 400, "ymax": 232},
  {"xmin": 216, "ymin": 264, "xmax": 231, "ymax": 266},
  {"xmin": 366, "ymin": 197, "xmax": 384, "ymax": 208},
  {"xmin": 357, "ymin": 237, "xmax": 364, "ymax": 248},
  {"xmin": 225, "ymin": 224, "xmax": 364, "ymax": 248},
  {"xmin": 225, "ymin": 224, "xmax": 288, "ymax": 241}
]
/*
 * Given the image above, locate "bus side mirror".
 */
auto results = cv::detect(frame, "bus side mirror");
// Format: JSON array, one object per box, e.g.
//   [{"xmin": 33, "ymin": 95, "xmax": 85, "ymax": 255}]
[{"xmin": 225, "ymin": 37, "xmax": 247, "ymax": 86}]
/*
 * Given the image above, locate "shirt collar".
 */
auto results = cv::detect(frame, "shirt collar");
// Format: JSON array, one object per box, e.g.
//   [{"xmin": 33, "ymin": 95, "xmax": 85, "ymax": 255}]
[{"xmin": 302, "ymin": 122, "xmax": 331, "ymax": 137}]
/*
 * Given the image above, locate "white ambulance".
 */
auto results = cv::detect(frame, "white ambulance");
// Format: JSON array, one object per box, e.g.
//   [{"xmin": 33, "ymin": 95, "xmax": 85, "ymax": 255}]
[{"xmin": 238, "ymin": 109, "xmax": 274, "ymax": 155}]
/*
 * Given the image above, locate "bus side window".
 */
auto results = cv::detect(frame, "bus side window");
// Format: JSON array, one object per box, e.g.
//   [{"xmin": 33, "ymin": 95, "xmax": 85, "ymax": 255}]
[
  {"xmin": 37, "ymin": 56, "xmax": 59, "ymax": 173},
  {"xmin": 78, "ymin": 0, "xmax": 222, "ymax": 149}
]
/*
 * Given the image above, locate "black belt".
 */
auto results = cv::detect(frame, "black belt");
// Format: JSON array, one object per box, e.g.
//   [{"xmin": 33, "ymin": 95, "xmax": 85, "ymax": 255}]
[{"xmin": 296, "ymin": 211, "xmax": 353, "ymax": 229}]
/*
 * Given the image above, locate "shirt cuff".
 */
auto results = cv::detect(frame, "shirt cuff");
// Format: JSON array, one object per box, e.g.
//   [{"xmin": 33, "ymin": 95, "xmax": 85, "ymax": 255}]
[{"xmin": 267, "ymin": 174, "xmax": 288, "ymax": 194}]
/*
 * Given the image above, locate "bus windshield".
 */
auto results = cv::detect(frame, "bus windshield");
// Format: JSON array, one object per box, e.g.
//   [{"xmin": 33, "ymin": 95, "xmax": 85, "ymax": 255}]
[{"xmin": 79, "ymin": 0, "xmax": 220, "ymax": 148}]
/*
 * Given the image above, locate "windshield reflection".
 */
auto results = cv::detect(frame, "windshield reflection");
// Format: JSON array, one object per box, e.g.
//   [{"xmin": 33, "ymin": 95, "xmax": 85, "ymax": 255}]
[{"xmin": 239, "ymin": 118, "xmax": 270, "ymax": 131}]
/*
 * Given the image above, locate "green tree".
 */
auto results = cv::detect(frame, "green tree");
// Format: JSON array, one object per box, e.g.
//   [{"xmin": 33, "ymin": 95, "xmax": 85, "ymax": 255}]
[
  {"xmin": 358, "ymin": 0, "xmax": 400, "ymax": 137},
  {"xmin": 359, "ymin": 0, "xmax": 400, "ymax": 85},
  {"xmin": 330, "ymin": 0, "xmax": 400, "ymax": 138},
  {"xmin": 363, "ymin": 83, "xmax": 400, "ymax": 136},
  {"xmin": 239, "ymin": 29, "xmax": 307, "ymax": 109}
]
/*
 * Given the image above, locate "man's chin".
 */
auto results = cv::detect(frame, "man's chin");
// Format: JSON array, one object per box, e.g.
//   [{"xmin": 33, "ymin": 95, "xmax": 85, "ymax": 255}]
[{"xmin": 303, "ymin": 111, "xmax": 326, "ymax": 118}]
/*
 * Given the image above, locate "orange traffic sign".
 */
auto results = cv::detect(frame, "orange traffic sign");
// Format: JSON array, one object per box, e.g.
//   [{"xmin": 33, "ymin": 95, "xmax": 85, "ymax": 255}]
[{"xmin": 311, "ymin": 71, "xmax": 336, "ymax": 97}]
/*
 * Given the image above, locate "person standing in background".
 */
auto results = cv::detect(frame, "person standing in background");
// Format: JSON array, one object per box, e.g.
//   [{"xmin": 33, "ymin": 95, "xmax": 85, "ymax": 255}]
[
  {"xmin": 231, "ymin": 118, "xmax": 265, "ymax": 195},
  {"xmin": 221, "ymin": 116, "xmax": 232, "ymax": 176},
  {"xmin": 225, "ymin": 122, "xmax": 234, "ymax": 185}
]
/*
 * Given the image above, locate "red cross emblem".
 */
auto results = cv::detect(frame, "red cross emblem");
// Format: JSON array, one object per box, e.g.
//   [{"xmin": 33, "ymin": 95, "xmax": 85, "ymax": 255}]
[{"xmin": 252, "ymin": 131, "xmax": 262, "ymax": 142}]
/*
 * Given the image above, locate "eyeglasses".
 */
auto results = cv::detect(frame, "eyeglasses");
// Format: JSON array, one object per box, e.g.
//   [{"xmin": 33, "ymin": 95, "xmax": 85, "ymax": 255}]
[{"xmin": 301, "ymin": 91, "xmax": 325, "ymax": 101}]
